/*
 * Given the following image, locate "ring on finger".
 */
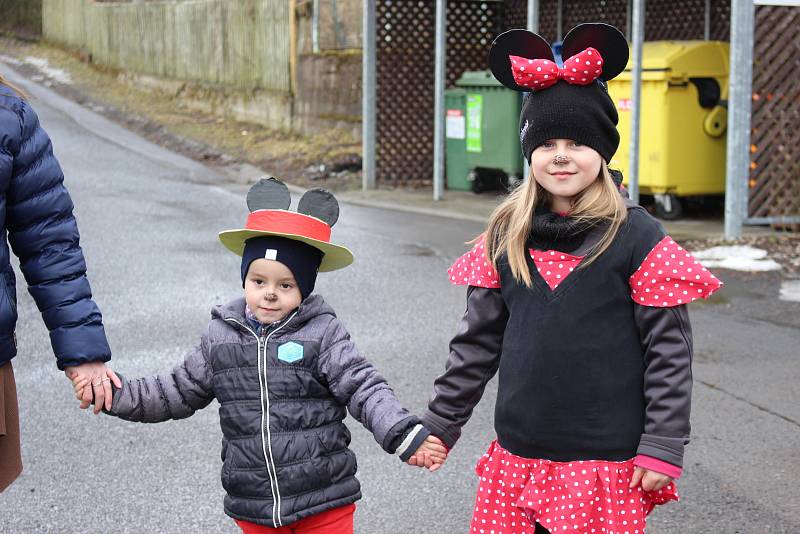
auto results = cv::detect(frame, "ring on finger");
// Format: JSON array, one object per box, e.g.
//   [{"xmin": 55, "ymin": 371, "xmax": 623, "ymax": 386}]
[
  {"xmin": 92, "ymin": 380, "xmax": 102, "ymax": 387},
  {"xmin": 101, "ymin": 378, "xmax": 110, "ymax": 383}
]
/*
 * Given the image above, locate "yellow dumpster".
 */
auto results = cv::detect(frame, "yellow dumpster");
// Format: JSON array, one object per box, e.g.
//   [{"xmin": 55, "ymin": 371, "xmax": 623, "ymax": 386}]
[{"xmin": 607, "ymin": 41, "xmax": 729, "ymax": 219}]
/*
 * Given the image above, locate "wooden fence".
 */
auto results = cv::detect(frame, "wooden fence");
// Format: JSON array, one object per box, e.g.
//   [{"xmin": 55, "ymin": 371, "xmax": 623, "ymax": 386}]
[
  {"xmin": 748, "ymin": 4, "xmax": 800, "ymax": 224},
  {"xmin": 42, "ymin": 0, "xmax": 291, "ymax": 92}
]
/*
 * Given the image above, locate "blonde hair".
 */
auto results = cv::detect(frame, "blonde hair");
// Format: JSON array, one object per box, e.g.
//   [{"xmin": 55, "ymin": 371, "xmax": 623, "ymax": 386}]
[
  {"xmin": 485, "ymin": 161, "xmax": 627, "ymax": 287},
  {"xmin": 0, "ymin": 75, "xmax": 28, "ymax": 99}
]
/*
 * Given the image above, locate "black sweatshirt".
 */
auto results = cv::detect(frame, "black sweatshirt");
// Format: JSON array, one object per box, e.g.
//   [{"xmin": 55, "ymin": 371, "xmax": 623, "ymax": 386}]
[{"xmin": 423, "ymin": 204, "xmax": 704, "ymax": 468}]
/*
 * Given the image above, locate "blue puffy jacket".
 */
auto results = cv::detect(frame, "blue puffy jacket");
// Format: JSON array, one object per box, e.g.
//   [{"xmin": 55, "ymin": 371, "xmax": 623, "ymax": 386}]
[{"xmin": 0, "ymin": 83, "xmax": 110, "ymax": 369}]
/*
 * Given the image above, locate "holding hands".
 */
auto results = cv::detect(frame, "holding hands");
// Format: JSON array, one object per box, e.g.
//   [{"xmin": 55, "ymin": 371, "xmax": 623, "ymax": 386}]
[
  {"xmin": 407, "ymin": 435, "xmax": 448, "ymax": 472},
  {"xmin": 65, "ymin": 362, "xmax": 121, "ymax": 414}
]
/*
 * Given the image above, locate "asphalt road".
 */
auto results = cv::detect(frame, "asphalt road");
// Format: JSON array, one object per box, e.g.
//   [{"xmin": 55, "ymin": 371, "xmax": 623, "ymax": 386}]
[{"xmin": 1, "ymin": 64, "xmax": 798, "ymax": 534}]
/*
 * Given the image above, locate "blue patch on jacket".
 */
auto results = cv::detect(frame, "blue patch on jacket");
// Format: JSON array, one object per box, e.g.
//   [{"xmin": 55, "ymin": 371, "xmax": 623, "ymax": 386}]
[{"xmin": 277, "ymin": 341, "xmax": 304, "ymax": 363}]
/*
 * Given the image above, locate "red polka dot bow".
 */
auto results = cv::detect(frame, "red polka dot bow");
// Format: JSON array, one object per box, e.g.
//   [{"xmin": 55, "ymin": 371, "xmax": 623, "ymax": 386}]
[{"xmin": 509, "ymin": 47, "xmax": 604, "ymax": 92}]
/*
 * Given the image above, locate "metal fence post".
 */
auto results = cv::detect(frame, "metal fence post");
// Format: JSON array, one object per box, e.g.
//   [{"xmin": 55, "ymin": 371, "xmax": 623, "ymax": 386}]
[
  {"xmin": 433, "ymin": 0, "xmax": 447, "ymax": 201},
  {"xmin": 312, "ymin": 0, "xmax": 320, "ymax": 53},
  {"xmin": 557, "ymin": 0, "xmax": 563, "ymax": 40},
  {"xmin": 523, "ymin": 0, "xmax": 539, "ymax": 182},
  {"xmin": 527, "ymin": 0, "xmax": 539, "ymax": 32},
  {"xmin": 628, "ymin": 0, "xmax": 644, "ymax": 204},
  {"xmin": 362, "ymin": 0, "xmax": 376, "ymax": 190},
  {"xmin": 724, "ymin": 0, "xmax": 755, "ymax": 239}
]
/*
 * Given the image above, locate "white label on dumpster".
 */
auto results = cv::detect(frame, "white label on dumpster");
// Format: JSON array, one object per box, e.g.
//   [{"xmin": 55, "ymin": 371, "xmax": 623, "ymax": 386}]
[
  {"xmin": 446, "ymin": 109, "xmax": 466, "ymax": 139},
  {"xmin": 618, "ymin": 98, "xmax": 633, "ymax": 111}
]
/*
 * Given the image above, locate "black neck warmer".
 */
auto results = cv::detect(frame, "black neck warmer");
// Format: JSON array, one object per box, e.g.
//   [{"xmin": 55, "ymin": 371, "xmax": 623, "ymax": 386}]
[{"xmin": 528, "ymin": 207, "xmax": 597, "ymax": 253}]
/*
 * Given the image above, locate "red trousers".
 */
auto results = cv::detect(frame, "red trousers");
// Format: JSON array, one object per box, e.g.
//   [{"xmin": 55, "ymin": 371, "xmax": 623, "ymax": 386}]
[{"xmin": 235, "ymin": 504, "xmax": 355, "ymax": 534}]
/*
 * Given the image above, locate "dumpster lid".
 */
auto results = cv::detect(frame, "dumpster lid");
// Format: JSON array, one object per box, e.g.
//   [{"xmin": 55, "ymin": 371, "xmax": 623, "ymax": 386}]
[
  {"xmin": 617, "ymin": 41, "xmax": 730, "ymax": 81},
  {"xmin": 456, "ymin": 70, "xmax": 504, "ymax": 87}
]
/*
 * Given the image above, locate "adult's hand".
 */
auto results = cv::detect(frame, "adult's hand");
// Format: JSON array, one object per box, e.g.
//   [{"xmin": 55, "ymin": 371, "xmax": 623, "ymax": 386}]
[{"xmin": 64, "ymin": 362, "xmax": 121, "ymax": 414}]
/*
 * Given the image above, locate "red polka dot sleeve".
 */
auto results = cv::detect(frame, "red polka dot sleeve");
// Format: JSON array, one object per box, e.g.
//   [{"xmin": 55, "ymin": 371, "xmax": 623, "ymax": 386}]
[
  {"xmin": 448, "ymin": 236, "xmax": 501, "ymax": 288},
  {"xmin": 630, "ymin": 236, "xmax": 723, "ymax": 307}
]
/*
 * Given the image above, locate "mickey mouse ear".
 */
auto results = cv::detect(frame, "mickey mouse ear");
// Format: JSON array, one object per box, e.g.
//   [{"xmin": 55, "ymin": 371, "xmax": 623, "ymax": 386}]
[
  {"xmin": 297, "ymin": 188, "xmax": 339, "ymax": 227},
  {"xmin": 489, "ymin": 29, "xmax": 555, "ymax": 91},
  {"xmin": 561, "ymin": 23, "xmax": 629, "ymax": 81},
  {"xmin": 246, "ymin": 177, "xmax": 292, "ymax": 212}
]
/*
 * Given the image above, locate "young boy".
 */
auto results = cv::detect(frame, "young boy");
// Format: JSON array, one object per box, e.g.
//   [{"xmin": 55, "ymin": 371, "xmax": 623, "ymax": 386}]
[{"xmin": 70, "ymin": 178, "xmax": 446, "ymax": 533}]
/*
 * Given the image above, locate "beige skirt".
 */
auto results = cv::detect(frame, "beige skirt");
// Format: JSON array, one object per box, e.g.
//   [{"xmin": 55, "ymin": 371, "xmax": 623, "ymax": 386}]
[{"xmin": 0, "ymin": 361, "xmax": 22, "ymax": 492}]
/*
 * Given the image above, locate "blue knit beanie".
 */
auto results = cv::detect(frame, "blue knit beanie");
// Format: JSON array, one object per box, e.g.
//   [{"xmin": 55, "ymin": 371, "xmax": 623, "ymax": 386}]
[{"xmin": 241, "ymin": 236, "xmax": 323, "ymax": 299}]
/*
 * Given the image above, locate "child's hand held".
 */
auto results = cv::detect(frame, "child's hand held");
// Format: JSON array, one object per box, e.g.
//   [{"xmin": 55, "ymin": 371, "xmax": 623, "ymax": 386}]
[
  {"xmin": 407, "ymin": 435, "xmax": 448, "ymax": 471},
  {"xmin": 629, "ymin": 467, "xmax": 672, "ymax": 492},
  {"xmin": 65, "ymin": 363, "xmax": 121, "ymax": 413}
]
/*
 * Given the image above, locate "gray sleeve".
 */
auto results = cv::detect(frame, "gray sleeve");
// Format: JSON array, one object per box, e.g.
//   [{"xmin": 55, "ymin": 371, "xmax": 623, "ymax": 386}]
[
  {"xmin": 421, "ymin": 286, "xmax": 507, "ymax": 449},
  {"xmin": 107, "ymin": 335, "xmax": 215, "ymax": 423},
  {"xmin": 318, "ymin": 318, "xmax": 418, "ymax": 454},
  {"xmin": 634, "ymin": 303, "xmax": 694, "ymax": 468}
]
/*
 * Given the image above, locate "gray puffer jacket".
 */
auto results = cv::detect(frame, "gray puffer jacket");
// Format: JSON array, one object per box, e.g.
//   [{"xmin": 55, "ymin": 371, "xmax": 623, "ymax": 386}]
[{"xmin": 108, "ymin": 295, "xmax": 428, "ymax": 527}]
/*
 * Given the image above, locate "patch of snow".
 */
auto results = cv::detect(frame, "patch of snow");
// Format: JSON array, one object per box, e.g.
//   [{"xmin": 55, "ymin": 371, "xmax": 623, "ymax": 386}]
[
  {"xmin": 693, "ymin": 245, "xmax": 768, "ymax": 260},
  {"xmin": 779, "ymin": 280, "xmax": 800, "ymax": 303},
  {"xmin": 0, "ymin": 55, "xmax": 23, "ymax": 66},
  {"xmin": 692, "ymin": 245, "xmax": 781, "ymax": 272},
  {"xmin": 23, "ymin": 56, "xmax": 72, "ymax": 85},
  {"xmin": 700, "ymin": 257, "xmax": 782, "ymax": 271}
]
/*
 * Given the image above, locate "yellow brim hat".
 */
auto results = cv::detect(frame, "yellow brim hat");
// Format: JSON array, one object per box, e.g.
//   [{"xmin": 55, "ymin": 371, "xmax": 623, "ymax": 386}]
[{"xmin": 218, "ymin": 209, "xmax": 353, "ymax": 272}]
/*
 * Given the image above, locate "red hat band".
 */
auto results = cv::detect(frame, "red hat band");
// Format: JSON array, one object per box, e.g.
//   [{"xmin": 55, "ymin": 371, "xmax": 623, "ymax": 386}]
[{"xmin": 246, "ymin": 210, "xmax": 331, "ymax": 243}]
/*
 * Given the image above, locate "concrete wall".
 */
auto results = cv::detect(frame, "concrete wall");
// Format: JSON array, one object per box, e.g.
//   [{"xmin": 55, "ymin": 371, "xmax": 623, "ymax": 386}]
[
  {"xmin": 296, "ymin": 0, "xmax": 362, "ymax": 54},
  {"xmin": 294, "ymin": 0, "xmax": 362, "ymax": 138},
  {"xmin": 295, "ymin": 51, "xmax": 361, "ymax": 138}
]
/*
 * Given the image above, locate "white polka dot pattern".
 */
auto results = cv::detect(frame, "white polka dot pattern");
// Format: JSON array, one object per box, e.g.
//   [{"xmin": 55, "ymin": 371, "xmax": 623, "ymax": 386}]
[
  {"xmin": 448, "ymin": 236, "xmax": 501, "ymax": 288},
  {"xmin": 530, "ymin": 249, "xmax": 584, "ymax": 290},
  {"xmin": 509, "ymin": 47, "xmax": 604, "ymax": 92},
  {"xmin": 470, "ymin": 441, "xmax": 678, "ymax": 534},
  {"xmin": 629, "ymin": 236, "xmax": 723, "ymax": 307}
]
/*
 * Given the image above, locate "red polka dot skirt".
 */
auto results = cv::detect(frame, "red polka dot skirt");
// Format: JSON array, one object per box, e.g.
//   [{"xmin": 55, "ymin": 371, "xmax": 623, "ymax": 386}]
[{"xmin": 470, "ymin": 441, "xmax": 678, "ymax": 534}]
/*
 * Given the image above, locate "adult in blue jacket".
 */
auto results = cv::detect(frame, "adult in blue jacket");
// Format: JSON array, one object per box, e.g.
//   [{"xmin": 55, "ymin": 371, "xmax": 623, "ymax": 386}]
[{"xmin": 0, "ymin": 75, "xmax": 119, "ymax": 492}]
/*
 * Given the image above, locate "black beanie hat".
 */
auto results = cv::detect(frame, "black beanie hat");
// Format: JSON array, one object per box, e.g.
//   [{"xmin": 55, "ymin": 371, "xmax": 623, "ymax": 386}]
[
  {"xmin": 488, "ymin": 24, "xmax": 629, "ymax": 164},
  {"xmin": 519, "ymin": 81, "xmax": 619, "ymax": 163},
  {"xmin": 241, "ymin": 236, "xmax": 323, "ymax": 299}
]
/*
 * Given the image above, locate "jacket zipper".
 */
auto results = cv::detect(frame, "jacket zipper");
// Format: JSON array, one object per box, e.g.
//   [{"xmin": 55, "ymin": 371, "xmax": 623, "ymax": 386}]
[{"xmin": 225, "ymin": 311, "xmax": 297, "ymax": 528}]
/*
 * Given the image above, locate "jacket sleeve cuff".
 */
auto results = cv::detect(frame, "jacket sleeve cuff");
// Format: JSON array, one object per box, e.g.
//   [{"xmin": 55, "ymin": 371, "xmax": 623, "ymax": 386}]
[
  {"xmin": 636, "ymin": 433, "xmax": 685, "ymax": 468},
  {"xmin": 421, "ymin": 410, "xmax": 460, "ymax": 450},
  {"xmin": 396, "ymin": 424, "xmax": 431, "ymax": 462},
  {"xmin": 634, "ymin": 454, "xmax": 683, "ymax": 479},
  {"xmin": 54, "ymin": 324, "xmax": 112, "ymax": 370},
  {"xmin": 102, "ymin": 373, "xmax": 126, "ymax": 415}
]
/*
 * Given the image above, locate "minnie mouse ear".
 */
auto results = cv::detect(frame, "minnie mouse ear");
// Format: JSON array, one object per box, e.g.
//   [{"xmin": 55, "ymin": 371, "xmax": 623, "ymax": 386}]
[
  {"xmin": 246, "ymin": 177, "xmax": 292, "ymax": 212},
  {"xmin": 297, "ymin": 188, "xmax": 339, "ymax": 227},
  {"xmin": 489, "ymin": 29, "xmax": 555, "ymax": 91},
  {"xmin": 561, "ymin": 23, "xmax": 629, "ymax": 81}
]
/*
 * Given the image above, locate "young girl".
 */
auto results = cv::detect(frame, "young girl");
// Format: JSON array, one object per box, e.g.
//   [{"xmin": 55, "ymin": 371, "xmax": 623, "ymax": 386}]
[
  {"xmin": 416, "ymin": 24, "xmax": 722, "ymax": 534},
  {"xmin": 71, "ymin": 178, "xmax": 446, "ymax": 533}
]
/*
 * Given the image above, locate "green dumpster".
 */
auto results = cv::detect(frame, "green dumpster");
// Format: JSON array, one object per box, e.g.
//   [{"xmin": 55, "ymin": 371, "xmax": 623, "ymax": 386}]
[
  {"xmin": 456, "ymin": 70, "xmax": 523, "ymax": 191},
  {"xmin": 445, "ymin": 88, "xmax": 471, "ymax": 191}
]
